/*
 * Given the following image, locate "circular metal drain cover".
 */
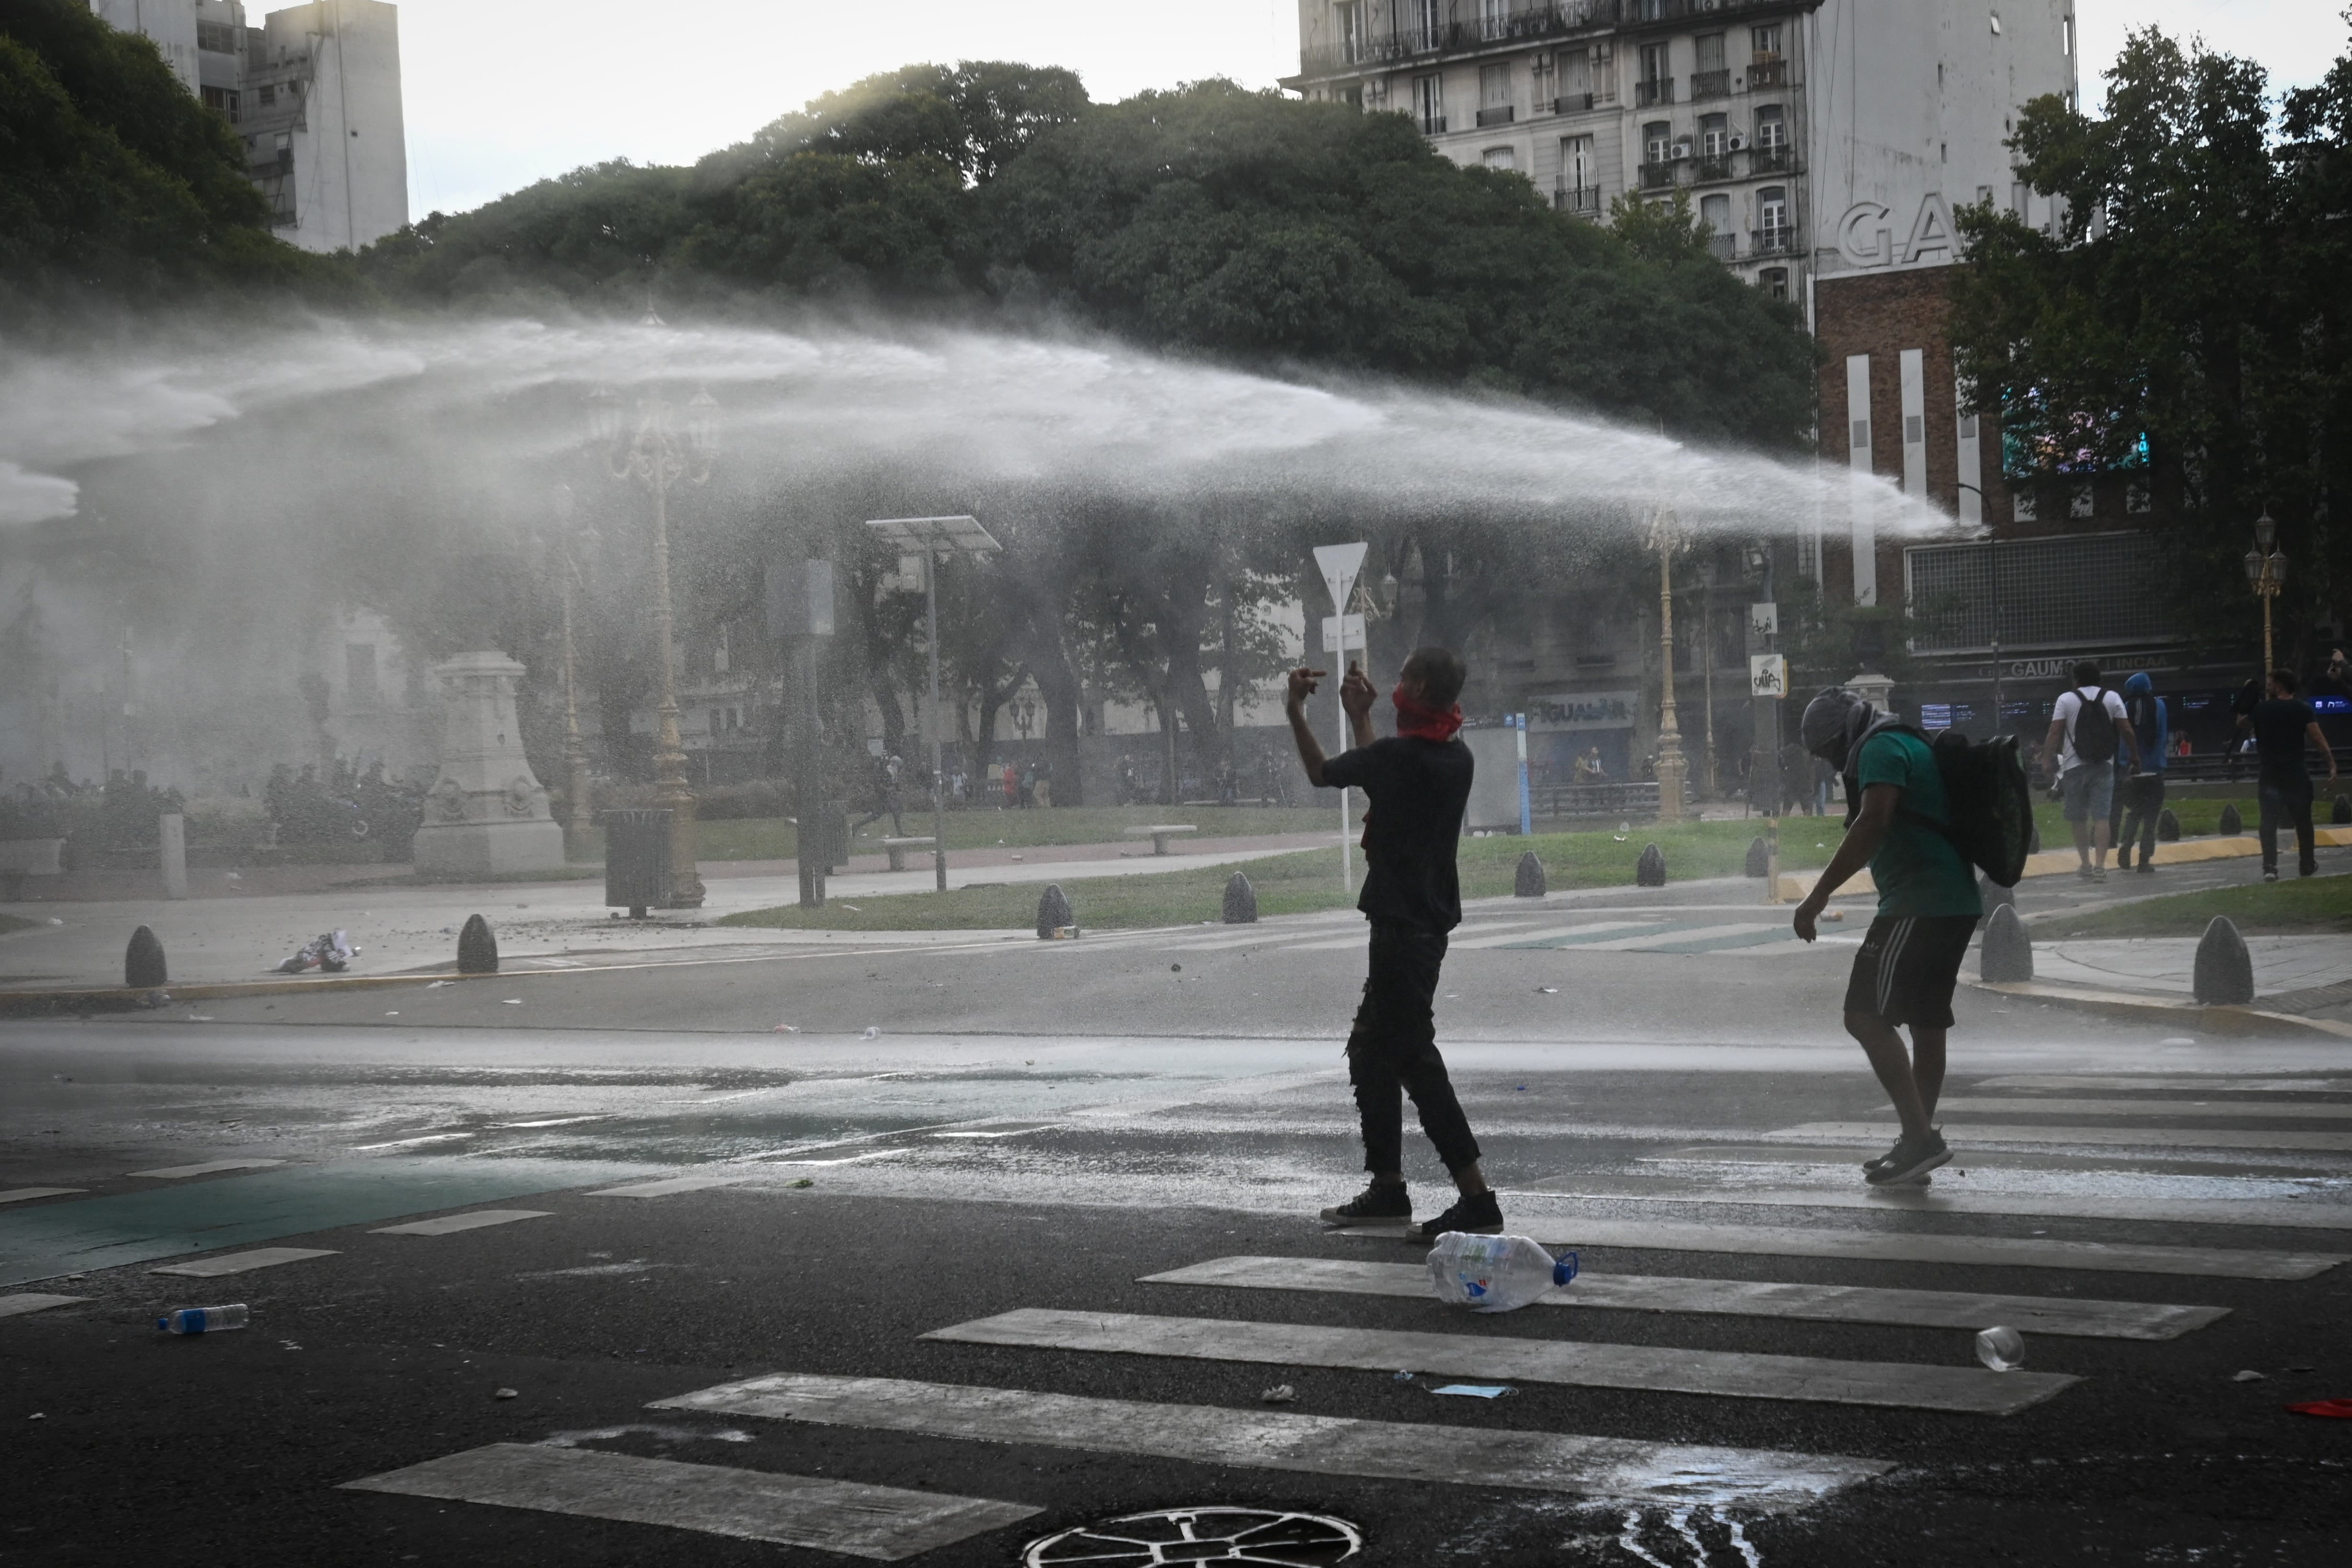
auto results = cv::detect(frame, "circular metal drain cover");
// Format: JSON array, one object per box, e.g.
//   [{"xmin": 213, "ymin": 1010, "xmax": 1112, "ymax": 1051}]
[{"xmin": 1023, "ymin": 1506, "xmax": 1362, "ymax": 1567}]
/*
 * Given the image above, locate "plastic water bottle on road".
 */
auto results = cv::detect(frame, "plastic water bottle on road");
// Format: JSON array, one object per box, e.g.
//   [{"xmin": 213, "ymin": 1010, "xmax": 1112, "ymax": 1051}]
[
  {"xmin": 157, "ymin": 1304, "xmax": 249, "ymax": 1335},
  {"xmin": 1427, "ymin": 1234, "xmax": 1578, "ymax": 1313}
]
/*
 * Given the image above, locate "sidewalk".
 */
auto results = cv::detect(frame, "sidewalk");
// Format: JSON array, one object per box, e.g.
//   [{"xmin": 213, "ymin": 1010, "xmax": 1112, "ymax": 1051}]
[{"xmin": 0, "ymin": 836, "xmax": 1329, "ymax": 992}]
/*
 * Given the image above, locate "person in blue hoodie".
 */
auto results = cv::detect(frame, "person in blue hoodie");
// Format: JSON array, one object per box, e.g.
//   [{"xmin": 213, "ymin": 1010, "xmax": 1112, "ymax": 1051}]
[{"xmin": 2115, "ymin": 671, "xmax": 2169, "ymax": 874}]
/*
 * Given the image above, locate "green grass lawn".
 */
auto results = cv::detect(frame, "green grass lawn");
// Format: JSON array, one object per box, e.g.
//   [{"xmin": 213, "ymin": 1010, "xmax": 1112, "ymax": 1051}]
[
  {"xmin": 2029, "ymin": 872, "xmax": 2352, "ymax": 939},
  {"xmin": 721, "ymin": 819, "xmax": 1838, "ymax": 932},
  {"xmin": 574, "ymin": 806, "xmax": 1342, "ymax": 864}
]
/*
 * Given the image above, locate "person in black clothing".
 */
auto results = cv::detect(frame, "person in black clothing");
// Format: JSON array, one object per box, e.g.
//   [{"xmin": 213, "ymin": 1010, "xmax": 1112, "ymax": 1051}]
[
  {"xmin": 1285, "ymin": 646, "xmax": 1499, "ymax": 1240},
  {"xmin": 2239, "ymin": 669, "xmax": 2340, "ymax": 880}
]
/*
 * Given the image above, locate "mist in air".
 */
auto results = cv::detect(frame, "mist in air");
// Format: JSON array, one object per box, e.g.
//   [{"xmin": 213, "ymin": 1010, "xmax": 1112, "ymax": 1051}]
[{"xmin": 0, "ymin": 310, "xmax": 1954, "ymax": 785}]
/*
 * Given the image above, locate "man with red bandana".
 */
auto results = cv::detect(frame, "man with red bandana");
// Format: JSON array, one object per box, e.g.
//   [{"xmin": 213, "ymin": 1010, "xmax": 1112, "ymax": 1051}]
[{"xmin": 1285, "ymin": 646, "xmax": 1498, "ymax": 1240}]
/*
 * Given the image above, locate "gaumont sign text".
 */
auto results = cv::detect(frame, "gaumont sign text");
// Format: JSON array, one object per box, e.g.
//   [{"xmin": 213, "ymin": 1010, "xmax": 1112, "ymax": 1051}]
[{"xmin": 1837, "ymin": 192, "xmax": 1958, "ymax": 269}]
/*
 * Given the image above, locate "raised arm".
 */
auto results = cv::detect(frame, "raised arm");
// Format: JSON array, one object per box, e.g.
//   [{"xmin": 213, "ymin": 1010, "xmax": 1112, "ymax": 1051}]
[{"xmin": 1285, "ymin": 667, "xmax": 1333, "ymax": 787}]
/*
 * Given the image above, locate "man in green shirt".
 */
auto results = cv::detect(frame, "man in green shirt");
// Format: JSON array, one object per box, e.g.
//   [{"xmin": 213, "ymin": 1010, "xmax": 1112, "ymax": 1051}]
[{"xmin": 1792, "ymin": 689, "xmax": 1985, "ymax": 1187}]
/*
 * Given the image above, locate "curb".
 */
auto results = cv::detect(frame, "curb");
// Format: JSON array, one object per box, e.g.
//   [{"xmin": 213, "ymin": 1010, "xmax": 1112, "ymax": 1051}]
[
  {"xmin": 0, "ymin": 970, "xmax": 499, "ymax": 1018},
  {"xmin": 1965, "ymin": 978, "xmax": 2352, "ymax": 1040}
]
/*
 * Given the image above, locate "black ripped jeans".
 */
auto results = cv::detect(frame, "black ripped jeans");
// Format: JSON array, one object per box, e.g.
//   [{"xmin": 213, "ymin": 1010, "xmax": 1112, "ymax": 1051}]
[{"xmin": 1346, "ymin": 920, "xmax": 1481, "ymax": 1176}]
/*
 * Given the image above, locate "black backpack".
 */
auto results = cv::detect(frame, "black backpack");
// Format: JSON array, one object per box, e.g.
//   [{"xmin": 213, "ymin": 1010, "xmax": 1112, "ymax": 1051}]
[
  {"xmin": 2070, "ymin": 687, "xmax": 2119, "ymax": 765},
  {"xmin": 1844, "ymin": 723, "xmax": 2035, "ymax": 887}
]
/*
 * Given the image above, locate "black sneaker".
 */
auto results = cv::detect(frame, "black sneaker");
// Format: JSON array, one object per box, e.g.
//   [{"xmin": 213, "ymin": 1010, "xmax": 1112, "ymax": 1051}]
[
  {"xmin": 1319, "ymin": 1183, "xmax": 1410, "ymax": 1225},
  {"xmin": 1866, "ymin": 1129, "xmax": 1952, "ymax": 1186},
  {"xmin": 1410, "ymin": 1189, "xmax": 1504, "ymax": 1241}
]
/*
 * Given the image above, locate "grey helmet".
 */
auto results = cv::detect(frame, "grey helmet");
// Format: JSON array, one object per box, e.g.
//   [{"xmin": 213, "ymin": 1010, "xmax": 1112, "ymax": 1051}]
[{"xmin": 1799, "ymin": 687, "xmax": 1871, "ymax": 772}]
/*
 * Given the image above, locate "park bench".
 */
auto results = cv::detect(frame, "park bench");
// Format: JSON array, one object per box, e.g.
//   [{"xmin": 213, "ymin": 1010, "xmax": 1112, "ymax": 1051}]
[
  {"xmin": 1124, "ymin": 824, "xmax": 1198, "ymax": 857},
  {"xmin": 882, "ymin": 836, "xmax": 936, "ymax": 872}
]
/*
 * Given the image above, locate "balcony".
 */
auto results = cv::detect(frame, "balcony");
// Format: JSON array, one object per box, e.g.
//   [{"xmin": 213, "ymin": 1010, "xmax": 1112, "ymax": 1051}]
[
  {"xmin": 1420, "ymin": 115, "xmax": 1449, "ymax": 135},
  {"xmin": 1747, "ymin": 57, "xmax": 1788, "ymax": 89},
  {"xmin": 1748, "ymin": 143, "xmax": 1792, "ymax": 174},
  {"xmin": 1705, "ymin": 232, "xmax": 1738, "ymax": 262},
  {"xmin": 1634, "ymin": 77, "xmax": 1674, "ymax": 106},
  {"xmin": 1554, "ymin": 184, "xmax": 1603, "ymax": 215},
  {"xmin": 1549, "ymin": 91, "xmax": 1597, "ymax": 114},
  {"xmin": 1690, "ymin": 68, "xmax": 1732, "ymax": 100},
  {"xmin": 1751, "ymin": 224, "xmax": 1799, "ymax": 256},
  {"xmin": 1692, "ymin": 154, "xmax": 1734, "ymax": 182},
  {"xmin": 1638, "ymin": 161, "xmax": 1678, "ymax": 190},
  {"xmin": 1290, "ymin": 1, "xmax": 1806, "ymax": 82},
  {"xmin": 1476, "ymin": 104, "xmax": 1516, "ymax": 127}
]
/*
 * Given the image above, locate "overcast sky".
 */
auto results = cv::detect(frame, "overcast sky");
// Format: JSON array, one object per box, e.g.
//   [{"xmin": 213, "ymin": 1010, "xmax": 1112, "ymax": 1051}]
[{"xmin": 396, "ymin": 1, "xmax": 2343, "ymax": 219}]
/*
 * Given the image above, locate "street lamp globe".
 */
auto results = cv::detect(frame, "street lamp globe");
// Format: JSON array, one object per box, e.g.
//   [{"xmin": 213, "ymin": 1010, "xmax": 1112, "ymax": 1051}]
[
  {"xmin": 2245, "ymin": 547, "xmax": 2266, "ymax": 585},
  {"xmin": 2253, "ymin": 508, "xmax": 2277, "ymax": 554},
  {"xmin": 685, "ymin": 388, "xmax": 720, "ymax": 460},
  {"xmin": 585, "ymin": 385, "xmax": 624, "ymax": 447},
  {"xmin": 2269, "ymin": 552, "xmax": 2288, "ymax": 589}
]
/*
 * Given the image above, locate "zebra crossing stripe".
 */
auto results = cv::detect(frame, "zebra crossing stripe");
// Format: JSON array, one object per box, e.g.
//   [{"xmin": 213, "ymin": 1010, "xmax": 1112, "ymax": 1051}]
[
  {"xmin": 1937, "ymin": 1096, "xmax": 2352, "ymax": 1122},
  {"xmin": 1335, "ymin": 1219, "xmax": 2341, "ymax": 1280},
  {"xmin": 372, "ymin": 1210, "xmax": 551, "ymax": 1236},
  {"xmin": 1769, "ymin": 1120, "xmax": 2352, "ymax": 1157},
  {"xmin": 1142, "ymin": 1255, "xmax": 2227, "ymax": 1341},
  {"xmin": 149, "ymin": 1246, "xmax": 336, "ymax": 1276},
  {"xmin": 0, "ymin": 1293, "xmax": 88, "ymax": 1318},
  {"xmin": 0, "ymin": 1190, "xmax": 84, "ymax": 1206},
  {"xmin": 652, "ymin": 1372, "xmax": 1888, "ymax": 1511},
  {"xmin": 340, "ymin": 1443, "xmax": 1038, "ymax": 1559},
  {"xmin": 1523, "ymin": 1175, "xmax": 2352, "ymax": 1232},
  {"xmin": 1634, "ymin": 928, "xmax": 1803, "ymax": 954},
  {"xmin": 1448, "ymin": 921, "xmax": 1659, "ymax": 950},
  {"xmin": 1975, "ymin": 1075, "xmax": 2352, "ymax": 1094},
  {"xmin": 127, "ymin": 1159, "xmax": 285, "ymax": 1180},
  {"xmin": 588, "ymin": 1175, "xmax": 745, "ymax": 1198},
  {"xmin": 922, "ymin": 1308, "xmax": 2078, "ymax": 1415}
]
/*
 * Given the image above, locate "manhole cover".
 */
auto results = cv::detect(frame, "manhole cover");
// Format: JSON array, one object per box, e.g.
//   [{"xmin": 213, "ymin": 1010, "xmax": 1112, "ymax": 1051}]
[{"xmin": 1023, "ymin": 1506, "xmax": 1362, "ymax": 1567}]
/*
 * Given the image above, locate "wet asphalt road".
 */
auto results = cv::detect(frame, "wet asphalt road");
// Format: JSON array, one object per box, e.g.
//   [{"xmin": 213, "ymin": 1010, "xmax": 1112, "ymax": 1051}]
[{"xmin": 5, "ymin": 904, "xmax": 2352, "ymax": 1567}]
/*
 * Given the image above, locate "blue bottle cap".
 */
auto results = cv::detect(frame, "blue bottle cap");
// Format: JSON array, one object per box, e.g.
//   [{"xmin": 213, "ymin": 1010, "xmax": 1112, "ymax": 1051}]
[{"xmin": 1552, "ymin": 1250, "xmax": 1580, "ymax": 1286}]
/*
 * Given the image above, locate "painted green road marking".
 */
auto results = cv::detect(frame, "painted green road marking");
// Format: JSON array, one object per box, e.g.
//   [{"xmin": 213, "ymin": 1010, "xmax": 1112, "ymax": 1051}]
[{"xmin": 0, "ymin": 1158, "xmax": 662, "ymax": 1286}]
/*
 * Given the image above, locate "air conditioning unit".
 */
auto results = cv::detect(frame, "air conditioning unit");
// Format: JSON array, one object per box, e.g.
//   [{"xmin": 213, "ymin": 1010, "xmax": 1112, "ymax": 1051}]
[
  {"xmin": 1671, "ymin": 139, "xmax": 1692, "ymax": 159},
  {"xmin": 1728, "ymin": 133, "xmax": 1747, "ymax": 151}
]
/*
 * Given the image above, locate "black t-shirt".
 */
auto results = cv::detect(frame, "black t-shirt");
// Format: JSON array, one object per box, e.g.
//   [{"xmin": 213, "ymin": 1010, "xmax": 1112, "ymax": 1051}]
[
  {"xmin": 2250, "ymin": 697, "xmax": 2317, "ymax": 786},
  {"xmin": 1322, "ymin": 736, "xmax": 1474, "ymax": 933}
]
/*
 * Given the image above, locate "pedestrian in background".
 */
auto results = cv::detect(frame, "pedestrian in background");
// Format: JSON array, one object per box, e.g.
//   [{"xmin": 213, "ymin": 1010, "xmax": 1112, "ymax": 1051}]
[
  {"xmin": 2116, "ymin": 672, "xmax": 2169, "ymax": 874},
  {"xmin": 2042, "ymin": 662, "xmax": 2138, "ymax": 883},
  {"xmin": 2240, "ymin": 669, "xmax": 2340, "ymax": 881}
]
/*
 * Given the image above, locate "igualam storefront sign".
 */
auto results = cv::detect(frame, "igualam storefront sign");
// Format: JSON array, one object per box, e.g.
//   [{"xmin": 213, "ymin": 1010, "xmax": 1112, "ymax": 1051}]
[{"xmin": 1527, "ymin": 692, "xmax": 1637, "ymax": 730}]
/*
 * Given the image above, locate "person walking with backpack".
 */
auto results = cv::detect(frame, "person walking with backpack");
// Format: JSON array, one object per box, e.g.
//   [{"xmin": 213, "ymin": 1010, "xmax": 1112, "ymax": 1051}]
[
  {"xmin": 2115, "ymin": 672, "xmax": 2169, "ymax": 874},
  {"xmin": 2041, "ymin": 662, "xmax": 2139, "ymax": 883},
  {"xmin": 1791, "ymin": 689, "xmax": 1987, "ymax": 1187},
  {"xmin": 2239, "ymin": 669, "xmax": 2340, "ymax": 880}
]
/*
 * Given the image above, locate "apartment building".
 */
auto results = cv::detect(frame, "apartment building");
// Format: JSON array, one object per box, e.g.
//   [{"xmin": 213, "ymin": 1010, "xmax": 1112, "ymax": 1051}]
[{"xmin": 90, "ymin": 0, "xmax": 409, "ymax": 253}]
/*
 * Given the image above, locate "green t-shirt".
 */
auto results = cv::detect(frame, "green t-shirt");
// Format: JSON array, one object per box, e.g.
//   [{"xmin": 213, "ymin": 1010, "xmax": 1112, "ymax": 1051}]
[{"xmin": 1853, "ymin": 729, "xmax": 1985, "ymax": 919}]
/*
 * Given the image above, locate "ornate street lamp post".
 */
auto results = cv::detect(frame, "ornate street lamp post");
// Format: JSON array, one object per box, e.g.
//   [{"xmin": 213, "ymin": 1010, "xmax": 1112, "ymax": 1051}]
[
  {"xmin": 2244, "ymin": 509, "xmax": 2287, "ymax": 676},
  {"xmin": 547, "ymin": 483, "xmax": 596, "ymax": 854},
  {"xmin": 1649, "ymin": 507, "xmax": 1689, "ymax": 822},
  {"xmin": 588, "ymin": 382, "xmax": 719, "ymax": 909}
]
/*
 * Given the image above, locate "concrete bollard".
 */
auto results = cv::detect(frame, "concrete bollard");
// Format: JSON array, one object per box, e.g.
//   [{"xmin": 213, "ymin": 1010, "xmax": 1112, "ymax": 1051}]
[
  {"xmin": 1978, "ymin": 904, "xmax": 2032, "ymax": 982},
  {"xmin": 2218, "ymin": 803, "xmax": 2243, "ymax": 836},
  {"xmin": 1743, "ymin": 837, "xmax": 1770, "ymax": 878},
  {"xmin": 2192, "ymin": 916, "xmax": 2254, "ymax": 1005},
  {"xmin": 2156, "ymin": 807, "xmax": 2181, "ymax": 842},
  {"xmin": 1036, "ymin": 883, "xmax": 1074, "ymax": 938},
  {"xmin": 1514, "ymin": 852, "xmax": 1546, "ymax": 898},
  {"xmin": 1222, "ymin": 871, "xmax": 1258, "ymax": 924},
  {"xmin": 2334, "ymin": 793, "xmax": 2352, "ymax": 826},
  {"xmin": 457, "ymin": 913, "xmax": 498, "ymax": 974},
  {"xmin": 159, "ymin": 812, "xmax": 188, "ymax": 900},
  {"xmin": 1978, "ymin": 873, "xmax": 2015, "ymax": 915},
  {"xmin": 125, "ymin": 925, "xmax": 168, "ymax": 989},
  {"xmin": 1636, "ymin": 843, "xmax": 1666, "ymax": 887}
]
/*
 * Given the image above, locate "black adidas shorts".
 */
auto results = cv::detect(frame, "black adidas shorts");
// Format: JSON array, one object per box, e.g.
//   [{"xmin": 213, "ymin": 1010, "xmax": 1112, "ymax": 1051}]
[{"xmin": 1843, "ymin": 915, "xmax": 1979, "ymax": 1031}]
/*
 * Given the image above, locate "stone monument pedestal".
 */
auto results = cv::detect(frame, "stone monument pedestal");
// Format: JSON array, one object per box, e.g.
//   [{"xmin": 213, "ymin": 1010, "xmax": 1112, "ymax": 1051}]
[{"xmin": 411, "ymin": 652, "xmax": 567, "ymax": 877}]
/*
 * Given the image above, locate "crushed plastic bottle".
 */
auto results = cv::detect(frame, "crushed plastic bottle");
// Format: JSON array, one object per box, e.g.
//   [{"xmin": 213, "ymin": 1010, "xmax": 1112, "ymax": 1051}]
[
  {"xmin": 1975, "ymin": 1325, "xmax": 2025, "ymax": 1371},
  {"xmin": 158, "ymin": 1304, "xmax": 249, "ymax": 1335},
  {"xmin": 1426, "ymin": 1233, "xmax": 1579, "ymax": 1314}
]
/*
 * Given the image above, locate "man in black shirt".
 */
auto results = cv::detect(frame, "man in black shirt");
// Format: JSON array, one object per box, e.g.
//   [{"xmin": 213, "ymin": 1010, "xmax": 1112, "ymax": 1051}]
[
  {"xmin": 1286, "ymin": 646, "xmax": 1498, "ymax": 1240},
  {"xmin": 2240, "ymin": 669, "xmax": 2341, "ymax": 880}
]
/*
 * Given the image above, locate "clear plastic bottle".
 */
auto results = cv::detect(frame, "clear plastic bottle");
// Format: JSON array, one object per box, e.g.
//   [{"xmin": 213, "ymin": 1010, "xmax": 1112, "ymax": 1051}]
[
  {"xmin": 1975, "ymin": 1325, "xmax": 2025, "ymax": 1370},
  {"xmin": 1426, "ymin": 1234, "xmax": 1579, "ymax": 1313},
  {"xmin": 157, "ymin": 1304, "xmax": 249, "ymax": 1335}
]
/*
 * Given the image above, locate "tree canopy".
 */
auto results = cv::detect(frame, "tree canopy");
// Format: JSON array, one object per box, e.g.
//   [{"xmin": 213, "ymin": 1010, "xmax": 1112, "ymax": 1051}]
[{"xmin": 1949, "ymin": 23, "xmax": 2352, "ymax": 656}]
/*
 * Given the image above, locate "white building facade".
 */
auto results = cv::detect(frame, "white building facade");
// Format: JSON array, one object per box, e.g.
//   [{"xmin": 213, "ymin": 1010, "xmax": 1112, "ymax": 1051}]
[{"xmin": 89, "ymin": 0, "xmax": 409, "ymax": 253}]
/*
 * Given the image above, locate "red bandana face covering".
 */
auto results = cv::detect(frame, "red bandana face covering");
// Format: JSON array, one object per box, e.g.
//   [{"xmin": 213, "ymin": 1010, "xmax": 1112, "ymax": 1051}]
[{"xmin": 1393, "ymin": 684, "xmax": 1463, "ymax": 742}]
